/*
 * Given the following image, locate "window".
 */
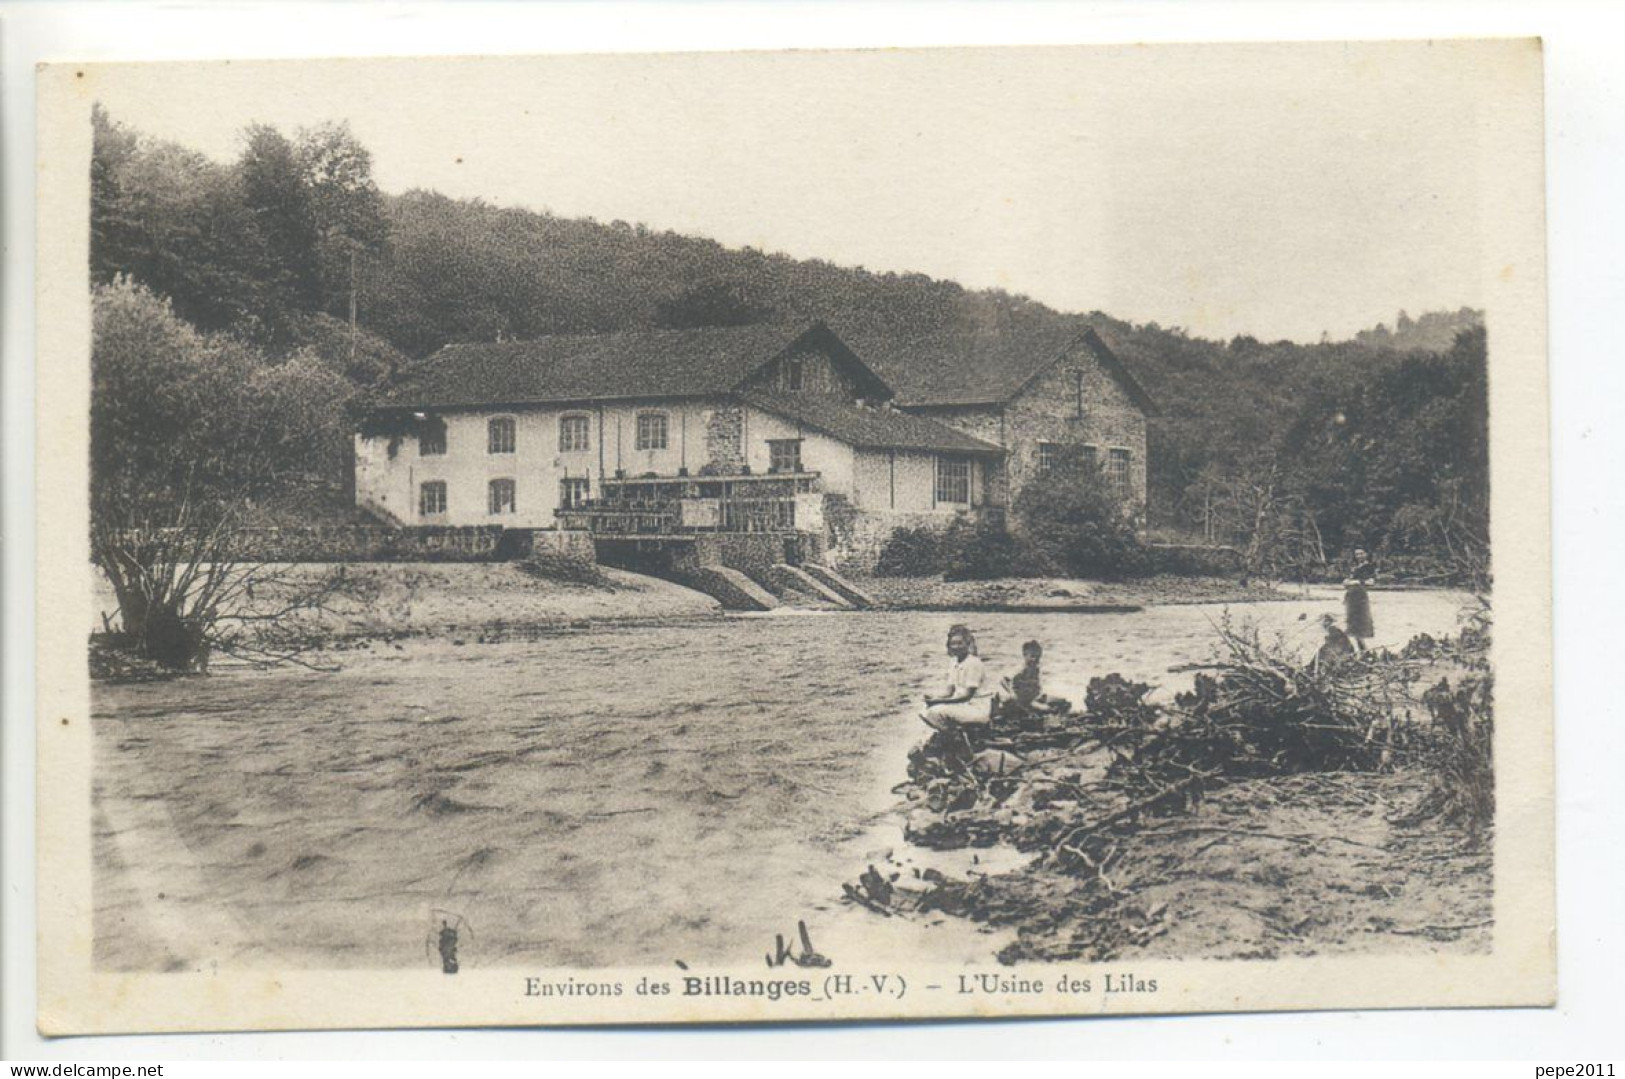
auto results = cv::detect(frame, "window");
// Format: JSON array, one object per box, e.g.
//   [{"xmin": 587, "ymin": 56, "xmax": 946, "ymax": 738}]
[
  {"xmin": 783, "ymin": 355, "xmax": 805, "ymax": 392},
  {"xmin": 419, "ymin": 416, "xmax": 446, "ymax": 456},
  {"xmin": 636, "ymin": 412, "xmax": 668, "ymax": 450},
  {"xmin": 1106, "ymin": 448, "xmax": 1132, "ymax": 497},
  {"xmin": 559, "ymin": 415, "xmax": 590, "ymax": 453},
  {"xmin": 419, "ymin": 481, "xmax": 447, "ymax": 516},
  {"xmin": 488, "ymin": 416, "xmax": 516, "ymax": 455},
  {"xmin": 1036, "ymin": 442, "xmax": 1061, "ymax": 473},
  {"xmin": 768, "ymin": 439, "xmax": 803, "ymax": 474},
  {"xmin": 1074, "ymin": 369, "xmax": 1086, "ymax": 418},
  {"xmin": 1081, "ymin": 444, "xmax": 1099, "ymax": 474},
  {"xmin": 936, "ymin": 456, "xmax": 972, "ymax": 505},
  {"xmin": 488, "ymin": 478, "xmax": 516, "ymax": 515},
  {"xmin": 559, "ymin": 477, "xmax": 591, "ymax": 509}
]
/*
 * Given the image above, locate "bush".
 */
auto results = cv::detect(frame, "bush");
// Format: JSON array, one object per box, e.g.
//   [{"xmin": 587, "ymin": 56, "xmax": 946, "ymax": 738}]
[
  {"xmin": 941, "ymin": 515, "xmax": 1039, "ymax": 581},
  {"xmin": 1013, "ymin": 452, "xmax": 1148, "ymax": 580},
  {"xmin": 874, "ymin": 526, "xmax": 944, "ymax": 577}
]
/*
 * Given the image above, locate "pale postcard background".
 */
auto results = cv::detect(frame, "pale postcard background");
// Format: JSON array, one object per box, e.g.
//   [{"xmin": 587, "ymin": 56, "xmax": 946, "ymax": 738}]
[{"xmin": 3, "ymin": 0, "xmax": 1620, "ymax": 1061}]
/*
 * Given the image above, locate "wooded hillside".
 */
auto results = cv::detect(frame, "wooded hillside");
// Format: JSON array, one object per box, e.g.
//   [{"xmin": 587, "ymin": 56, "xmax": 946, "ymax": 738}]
[{"xmin": 89, "ymin": 108, "xmax": 1487, "ymax": 575}]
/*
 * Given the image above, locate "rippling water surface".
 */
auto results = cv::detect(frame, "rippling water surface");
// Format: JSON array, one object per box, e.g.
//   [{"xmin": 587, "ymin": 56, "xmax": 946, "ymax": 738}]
[{"xmin": 92, "ymin": 589, "xmax": 1472, "ymax": 970}]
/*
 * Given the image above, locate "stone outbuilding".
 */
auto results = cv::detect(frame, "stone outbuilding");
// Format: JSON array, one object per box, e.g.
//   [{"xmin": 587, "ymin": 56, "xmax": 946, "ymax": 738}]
[{"xmin": 857, "ymin": 323, "xmax": 1157, "ymax": 524}]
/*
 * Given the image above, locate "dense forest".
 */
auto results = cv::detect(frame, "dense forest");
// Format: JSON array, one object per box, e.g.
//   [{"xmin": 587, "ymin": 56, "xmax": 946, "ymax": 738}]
[{"xmin": 89, "ymin": 107, "xmax": 1488, "ymax": 580}]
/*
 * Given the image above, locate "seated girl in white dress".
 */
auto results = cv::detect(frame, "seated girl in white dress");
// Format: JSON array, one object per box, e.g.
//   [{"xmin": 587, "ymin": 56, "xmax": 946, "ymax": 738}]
[{"xmin": 920, "ymin": 624, "xmax": 992, "ymax": 731}]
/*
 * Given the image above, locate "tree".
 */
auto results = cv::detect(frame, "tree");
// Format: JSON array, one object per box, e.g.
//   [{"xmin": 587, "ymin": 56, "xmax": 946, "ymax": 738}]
[
  {"xmin": 91, "ymin": 109, "xmax": 282, "ymax": 339},
  {"xmin": 91, "ymin": 278, "xmax": 353, "ymax": 669},
  {"xmin": 238, "ymin": 123, "xmax": 323, "ymax": 316},
  {"xmin": 653, "ymin": 280, "xmax": 777, "ymax": 329},
  {"xmin": 1013, "ymin": 450, "xmax": 1147, "ymax": 579},
  {"xmin": 296, "ymin": 121, "xmax": 389, "ymax": 319}
]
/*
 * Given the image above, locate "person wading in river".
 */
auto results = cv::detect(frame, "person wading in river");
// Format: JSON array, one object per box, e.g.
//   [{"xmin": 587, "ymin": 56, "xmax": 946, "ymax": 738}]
[
  {"xmin": 921, "ymin": 624, "xmax": 992, "ymax": 732},
  {"xmin": 1343, "ymin": 547, "xmax": 1378, "ymax": 652}
]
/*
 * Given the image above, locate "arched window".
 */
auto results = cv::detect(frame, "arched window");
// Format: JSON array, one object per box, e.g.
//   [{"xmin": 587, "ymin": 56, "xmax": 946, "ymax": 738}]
[{"xmin": 488, "ymin": 417, "xmax": 516, "ymax": 455}]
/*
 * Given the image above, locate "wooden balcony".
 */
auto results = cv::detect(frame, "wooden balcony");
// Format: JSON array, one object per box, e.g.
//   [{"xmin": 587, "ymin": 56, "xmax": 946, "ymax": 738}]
[{"xmin": 556, "ymin": 471, "xmax": 821, "ymax": 537}]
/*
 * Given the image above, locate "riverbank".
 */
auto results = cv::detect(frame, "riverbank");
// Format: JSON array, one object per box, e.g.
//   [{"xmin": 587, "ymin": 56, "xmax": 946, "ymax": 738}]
[
  {"xmin": 854, "ymin": 573, "xmax": 1299, "ymax": 612},
  {"xmin": 862, "ymin": 769, "xmax": 1492, "ymax": 963},
  {"xmin": 90, "ymin": 590, "xmax": 1476, "ymax": 971},
  {"xmin": 837, "ymin": 602, "xmax": 1493, "ymax": 963},
  {"xmin": 91, "ymin": 562, "xmax": 724, "ymax": 651}
]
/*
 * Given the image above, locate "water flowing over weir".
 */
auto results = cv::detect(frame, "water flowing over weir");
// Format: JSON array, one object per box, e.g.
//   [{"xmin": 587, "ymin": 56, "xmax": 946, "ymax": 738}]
[{"xmin": 91, "ymin": 591, "xmax": 1471, "ymax": 971}]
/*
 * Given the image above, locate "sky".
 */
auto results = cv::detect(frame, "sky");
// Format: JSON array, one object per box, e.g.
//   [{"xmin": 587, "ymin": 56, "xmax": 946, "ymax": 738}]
[{"xmin": 82, "ymin": 41, "xmax": 1514, "ymax": 342}]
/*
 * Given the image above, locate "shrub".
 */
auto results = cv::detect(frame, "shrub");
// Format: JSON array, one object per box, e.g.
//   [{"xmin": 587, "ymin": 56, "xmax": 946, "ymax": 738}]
[
  {"xmin": 1013, "ymin": 451, "xmax": 1148, "ymax": 579},
  {"xmin": 1412, "ymin": 673, "xmax": 1495, "ymax": 838},
  {"xmin": 874, "ymin": 526, "xmax": 944, "ymax": 577},
  {"xmin": 940, "ymin": 515, "xmax": 1039, "ymax": 581}
]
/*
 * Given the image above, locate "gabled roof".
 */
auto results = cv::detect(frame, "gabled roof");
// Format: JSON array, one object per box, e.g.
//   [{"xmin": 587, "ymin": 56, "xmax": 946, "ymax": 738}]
[
  {"xmin": 379, "ymin": 322, "xmax": 890, "ymax": 410},
  {"xmin": 742, "ymin": 390, "xmax": 1005, "ymax": 457},
  {"xmin": 852, "ymin": 323, "xmax": 1158, "ymax": 414}
]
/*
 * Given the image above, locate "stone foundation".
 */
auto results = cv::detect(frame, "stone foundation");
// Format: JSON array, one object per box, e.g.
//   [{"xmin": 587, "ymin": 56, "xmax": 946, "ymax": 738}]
[{"xmin": 823, "ymin": 508, "xmax": 974, "ymax": 573}]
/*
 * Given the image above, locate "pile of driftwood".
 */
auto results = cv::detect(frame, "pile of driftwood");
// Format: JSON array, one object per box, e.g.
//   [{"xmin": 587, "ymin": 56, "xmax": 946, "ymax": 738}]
[{"xmin": 850, "ymin": 619, "xmax": 1436, "ymax": 912}]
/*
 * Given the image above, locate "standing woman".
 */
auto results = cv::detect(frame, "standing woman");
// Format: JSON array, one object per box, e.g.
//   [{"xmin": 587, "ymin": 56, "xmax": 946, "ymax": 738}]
[
  {"xmin": 1343, "ymin": 547, "xmax": 1378, "ymax": 651},
  {"xmin": 921, "ymin": 624, "xmax": 992, "ymax": 731}
]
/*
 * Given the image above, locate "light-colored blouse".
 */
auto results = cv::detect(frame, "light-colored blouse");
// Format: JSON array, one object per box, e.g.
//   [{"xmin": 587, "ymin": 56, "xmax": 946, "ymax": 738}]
[{"xmin": 942, "ymin": 655, "xmax": 989, "ymax": 700}]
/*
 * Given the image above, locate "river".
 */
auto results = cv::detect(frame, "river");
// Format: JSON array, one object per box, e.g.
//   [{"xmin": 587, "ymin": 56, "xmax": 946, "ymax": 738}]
[{"xmin": 91, "ymin": 588, "xmax": 1473, "ymax": 972}]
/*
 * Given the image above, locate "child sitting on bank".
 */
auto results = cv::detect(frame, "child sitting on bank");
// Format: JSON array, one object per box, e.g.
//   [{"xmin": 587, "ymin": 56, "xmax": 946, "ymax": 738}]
[{"xmin": 994, "ymin": 640, "xmax": 1069, "ymax": 726}]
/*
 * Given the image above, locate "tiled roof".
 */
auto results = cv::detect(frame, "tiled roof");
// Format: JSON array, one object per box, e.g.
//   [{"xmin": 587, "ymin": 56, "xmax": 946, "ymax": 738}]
[
  {"xmin": 851, "ymin": 323, "xmax": 1157, "ymax": 413},
  {"xmin": 380, "ymin": 322, "xmax": 885, "ymax": 409},
  {"xmin": 742, "ymin": 390, "xmax": 1005, "ymax": 456}
]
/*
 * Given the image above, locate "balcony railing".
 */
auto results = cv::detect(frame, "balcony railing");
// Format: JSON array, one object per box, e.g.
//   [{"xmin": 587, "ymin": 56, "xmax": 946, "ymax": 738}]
[{"xmin": 556, "ymin": 470, "xmax": 819, "ymax": 537}]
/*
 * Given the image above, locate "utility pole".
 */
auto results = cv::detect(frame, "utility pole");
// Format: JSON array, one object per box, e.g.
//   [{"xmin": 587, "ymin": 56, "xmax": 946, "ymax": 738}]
[{"xmin": 349, "ymin": 246, "xmax": 359, "ymax": 369}]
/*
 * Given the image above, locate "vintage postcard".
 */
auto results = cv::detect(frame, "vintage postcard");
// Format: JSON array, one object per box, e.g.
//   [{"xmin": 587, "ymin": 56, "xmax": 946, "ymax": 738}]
[{"xmin": 35, "ymin": 40, "xmax": 1552, "ymax": 1033}]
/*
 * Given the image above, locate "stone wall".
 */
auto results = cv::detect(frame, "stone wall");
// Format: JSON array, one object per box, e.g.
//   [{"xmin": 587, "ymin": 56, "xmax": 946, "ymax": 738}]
[
  {"xmin": 905, "ymin": 347, "xmax": 1149, "ymax": 523},
  {"xmin": 1005, "ymin": 358, "xmax": 1148, "ymax": 519},
  {"xmin": 163, "ymin": 524, "xmax": 513, "ymax": 562},
  {"xmin": 704, "ymin": 406, "xmax": 746, "ymax": 473},
  {"xmin": 822, "ymin": 507, "xmax": 976, "ymax": 572}
]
